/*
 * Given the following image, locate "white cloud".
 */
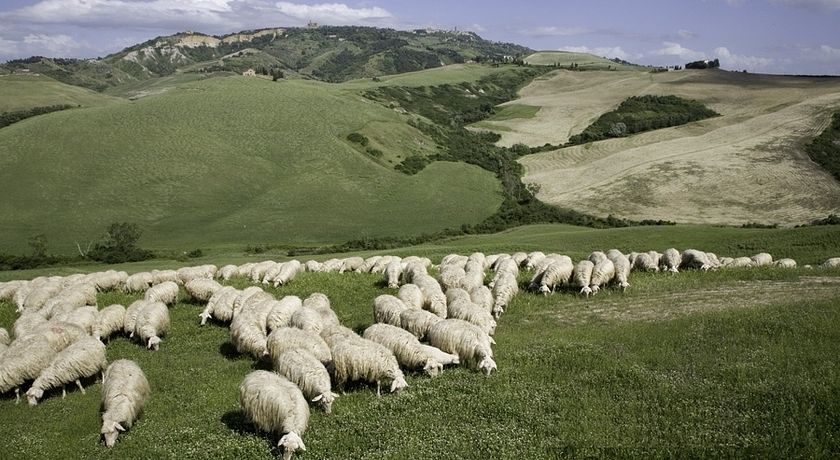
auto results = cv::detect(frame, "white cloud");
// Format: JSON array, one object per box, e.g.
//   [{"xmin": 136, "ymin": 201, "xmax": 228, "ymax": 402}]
[
  {"xmin": 561, "ymin": 45, "xmax": 635, "ymax": 60},
  {"xmin": 519, "ymin": 26, "xmax": 589, "ymax": 37},
  {"xmin": 469, "ymin": 24, "xmax": 486, "ymax": 33},
  {"xmin": 274, "ymin": 2, "xmax": 392, "ymax": 23},
  {"xmin": 22, "ymin": 33, "xmax": 82, "ymax": 54},
  {"xmin": 714, "ymin": 46, "xmax": 773, "ymax": 69},
  {"xmin": 654, "ymin": 41, "xmax": 706, "ymax": 61},
  {"xmin": 677, "ymin": 29, "xmax": 695, "ymax": 39}
]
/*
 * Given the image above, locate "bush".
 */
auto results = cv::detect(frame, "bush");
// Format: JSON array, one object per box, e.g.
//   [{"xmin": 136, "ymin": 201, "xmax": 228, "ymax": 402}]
[
  {"xmin": 347, "ymin": 132, "xmax": 369, "ymax": 146},
  {"xmin": 1, "ymin": 105, "xmax": 75, "ymax": 129},
  {"xmin": 87, "ymin": 222, "xmax": 154, "ymax": 264},
  {"xmin": 804, "ymin": 112, "xmax": 840, "ymax": 182},
  {"xmin": 366, "ymin": 148, "xmax": 383, "ymax": 158}
]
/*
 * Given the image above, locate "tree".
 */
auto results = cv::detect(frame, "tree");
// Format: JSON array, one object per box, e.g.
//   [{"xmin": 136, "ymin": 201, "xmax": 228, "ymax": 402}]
[
  {"xmin": 28, "ymin": 233, "xmax": 48, "ymax": 258},
  {"xmin": 88, "ymin": 222, "xmax": 153, "ymax": 263}
]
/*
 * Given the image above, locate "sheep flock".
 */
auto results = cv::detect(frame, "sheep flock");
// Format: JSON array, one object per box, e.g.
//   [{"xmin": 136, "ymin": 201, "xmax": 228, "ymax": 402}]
[{"xmin": 0, "ymin": 250, "xmax": 837, "ymax": 457}]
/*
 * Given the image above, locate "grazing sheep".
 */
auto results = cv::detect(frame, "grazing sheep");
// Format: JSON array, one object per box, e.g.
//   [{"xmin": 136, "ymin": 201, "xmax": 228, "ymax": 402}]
[
  {"xmin": 150, "ymin": 270, "xmax": 179, "ymax": 285},
  {"xmin": 235, "ymin": 263, "xmax": 256, "ymax": 278},
  {"xmin": 822, "ymin": 257, "xmax": 840, "ymax": 268},
  {"xmin": 773, "ymin": 258, "xmax": 797, "ymax": 268},
  {"xmin": 218, "ymin": 265, "xmax": 238, "ymax": 281},
  {"xmin": 681, "ymin": 249, "xmax": 713, "ymax": 271},
  {"xmin": 266, "ymin": 296, "xmax": 303, "ymax": 332},
  {"xmin": 573, "ymin": 260, "xmax": 595, "ymax": 296},
  {"xmin": 427, "ymin": 319, "xmax": 496, "ymax": 376},
  {"xmin": 373, "ymin": 295, "xmax": 408, "ymax": 327},
  {"xmin": 417, "ymin": 344, "xmax": 460, "ymax": 367},
  {"xmin": 22, "ymin": 281, "xmax": 64, "ymax": 313},
  {"xmin": 268, "ymin": 261, "xmax": 302, "ymax": 287},
  {"xmin": 484, "ymin": 254, "xmax": 501, "ymax": 270},
  {"xmin": 40, "ymin": 285, "xmax": 97, "ymax": 319},
  {"xmin": 267, "ymin": 327, "xmax": 331, "ymax": 365},
  {"xmin": 199, "ymin": 286, "xmax": 238, "ymax": 325},
  {"xmin": 184, "ymin": 278, "xmax": 221, "ymax": 302},
  {"xmin": 371, "ymin": 256, "xmax": 399, "ymax": 275},
  {"xmin": 0, "ymin": 280, "xmax": 26, "ymax": 302},
  {"xmin": 397, "ymin": 284, "xmax": 424, "ymax": 310},
  {"xmin": 588, "ymin": 251, "xmax": 608, "ymax": 264},
  {"xmin": 144, "ymin": 281, "xmax": 179, "ymax": 305},
  {"xmin": 0, "ymin": 327, "xmax": 9, "ymax": 355},
  {"xmin": 489, "ymin": 258, "xmax": 519, "ymax": 288},
  {"xmin": 356, "ymin": 256, "xmax": 382, "ymax": 273},
  {"xmin": 751, "ymin": 253, "xmax": 773, "ymax": 267},
  {"xmin": 319, "ymin": 324, "xmax": 360, "ymax": 349},
  {"xmin": 26, "ymin": 336, "xmax": 107, "ymax": 405},
  {"xmin": 273, "ymin": 349, "xmax": 338, "ymax": 413},
  {"xmin": 438, "ymin": 266, "xmax": 466, "ymax": 292},
  {"xmin": 303, "ymin": 294, "xmax": 339, "ymax": 328},
  {"xmin": 469, "ymin": 285, "xmax": 494, "ymax": 313},
  {"xmin": 608, "ymin": 253, "xmax": 631, "ymax": 291},
  {"xmin": 330, "ymin": 338, "xmax": 408, "ymax": 396},
  {"xmin": 660, "ymin": 248, "xmax": 681, "ymax": 273},
  {"xmin": 401, "ymin": 262, "xmax": 428, "ymax": 285},
  {"xmin": 231, "ymin": 300, "xmax": 275, "ymax": 359},
  {"xmin": 491, "ymin": 272, "xmax": 518, "ymax": 318},
  {"xmin": 233, "ymin": 287, "xmax": 269, "ymax": 317},
  {"xmin": 123, "ymin": 272, "xmax": 153, "ymax": 292},
  {"xmin": 399, "ymin": 309, "xmax": 443, "ymax": 340},
  {"xmin": 728, "ymin": 256, "xmax": 753, "ymax": 268},
  {"xmin": 304, "ymin": 260, "xmax": 323, "ymax": 273},
  {"xmin": 33, "ymin": 321, "xmax": 87, "ymax": 353},
  {"xmin": 101, "ymin": 360, "xmax": 150, "ymax": 448},
  {"xmin": 340, "ymin": 257, "xmax": 364, "ymax": 273},
  {"xmin": 632, "ymin": 253, "xmax": 658, "ymax": 272},
  {"xmin": 524, "ymin": 251, "xmax": 546, "ymax": 270},
  {"xmin": 413, "ymin": 275, "xmax": 447, "ymax": 318},
  {"xmin": 239, "ymin": 370, "xmax": 309, "ymax": 460},
  {"xmin": 589, "ymin": 258, "xmax": 616, "ymax": 294},
  {"xmin": 364, "ymin": 323, "xmax": 447, "ymax": 377},
  {"xmin": 177, "ymin": 265, "xmax": 217, "ymax": 284},
  {"xmin": 290, "ymin": 307, "xmax": 325, "ymax": 335},
  {"xmin": 55, "ymin": 306, "xmax": 101, "ymax": 340},
  {"xmin": 446, "ymin": 295, "xmax": 496, "ymax": 336},
  {"xmin": 385, "ymin": 260, "xmax": 403, "ymax": 289},
  {"xmin": 13, "ymin": 311, "xmax": 48, "ymax": 339},
  {"xmin": 533, "ymin": 257, "xmax": 574, "ymax": 295},
  {"xmin": 0, "ymin": 334, "xmax": 57, "ymax": 402},
  {"xmin": 646, "ymin": 251, "xmax": 663, "ymax": 269},
  {"xmin": 98, "ymin": 304, "xmax": 126, "ymax": 342},
  {"xmin": 511, "ymin": 252, "xmax": 528, "ymax": 267},
  {"xmin": 134, "ymin": 302, "xmax": 170, "ymax": 351}
]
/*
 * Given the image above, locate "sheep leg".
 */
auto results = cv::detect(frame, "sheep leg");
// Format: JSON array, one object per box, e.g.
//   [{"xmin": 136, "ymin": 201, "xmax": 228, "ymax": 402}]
[
  {"xmin": 76, "ymin": 379, "xmax": 86, "ymax": 394},
  {"xmin": 376, "ymin": 381, "xmax": 381, "ymax": 397},
  {"xmin": 62, "ymin": 387, "xmax": 67, "ymax": 399},
  {"xmin": 14, "ymin": 388, "xmax": 20, "ymax": 404}
]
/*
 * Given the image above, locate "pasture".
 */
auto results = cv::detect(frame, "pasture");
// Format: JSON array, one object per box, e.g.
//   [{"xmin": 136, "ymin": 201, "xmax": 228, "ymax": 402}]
[
  {"xmin": 0, "ymin": 74, "xmax": 122, "ymax": 112},
  {"xmin": 1, "ymin": 222, "xmax": 839, "ymax": 458}
]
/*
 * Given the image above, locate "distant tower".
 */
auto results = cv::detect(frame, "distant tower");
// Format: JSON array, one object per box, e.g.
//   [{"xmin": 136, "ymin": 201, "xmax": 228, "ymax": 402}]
[{"xmin": 307, "ymin": 20, "xmax": 319, "ymax": 29}]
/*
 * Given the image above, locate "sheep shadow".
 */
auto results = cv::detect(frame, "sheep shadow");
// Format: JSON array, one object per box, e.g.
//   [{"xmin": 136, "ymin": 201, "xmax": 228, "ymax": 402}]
[
  {"xmin": 222, "ymin": 410, "xmax": 278, "ymax": 453},
  {"xmin": 218, "ymin": 341, "xmax": 243, "ymax": 361}
]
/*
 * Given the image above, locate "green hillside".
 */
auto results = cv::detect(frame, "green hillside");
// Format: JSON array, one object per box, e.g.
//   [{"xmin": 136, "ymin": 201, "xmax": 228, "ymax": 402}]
[
  {"xmin": 0, "ymin": 76, "xmax": 502, "ymax": 254},
  {"xmin": 0, "ymin": 74, "xmax": 121, "ymax": 112},
  {"xmin": 524, "ymin": 50, "xmax": 640, "ymax": 70}
]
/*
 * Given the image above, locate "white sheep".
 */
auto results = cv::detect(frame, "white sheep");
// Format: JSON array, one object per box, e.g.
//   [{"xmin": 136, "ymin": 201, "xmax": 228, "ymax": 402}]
[
  {"xmin": 267, "ymin": 327, "xmax": 332, "ymax": 365},
  {"xmin": 417, "ymin": 344, "xmax": 460, "ymax": 367},
  {"xmin": 239, "ymin": 370, "xmax": 309, "ymax": 460},
  {"xmin": 632, "ymin": 253, "xmax": 658, "ymax": 272},
  {"xmin": 302, "ymin": 293, "xmax": 338, "ymax": 328},
  {"xmin": 184, "ymin": 278, "xmax": 222, "ymax": 302},
  {"xmin": 330, "ymin": 338, "xmax": 408, "ymax": 396},
  {"xmin": 363, "ymin": 323, "xmax": 444, "ymax": 377},
  {"xmin": 373, "ymin": 295, "xmax": 408, "ymax": 327},
  {"xmin": 399, "ymin": 309, "xmax": 443, "ymax": 340},
  {"xmin": 356, "ymin": 256, "xmax": 382, "ymax": 273},
  {"xmin": 681, "ymin": 249, "xmax": 713, "ymax": 271},
  {"xmin": 98, "ymin": 304, "xmax": 126, "ymax": 342},
  {"xmin": 273, "ymin": 349, "xmax": 338, "ymax": 413},
  {"xmin": 751, "ymin": 252, "xmax": 773, "ymax": 267},
  {"xmin": 491, "ymin": 272, "xmax": 518, "ymax": 318},
  {"xmin": 412, "ymin": 275, "xmax": 447, "ymax": 318},
  {"xmin": 266, "ymin": 296, "xmax": 303, "ymax": 332},
  {"xmin": 13, "ymin": 311, "xmax": 48, "ymax": 339},
  {"xmin": 588, "ymin": 251, "xmax": 608, "ymax": 264},
  {"xmin": 21, "ymin": 281, "xmax": 63, "ymax": 313},
  {"xmin": 524, "ymin": 251, "xmax": 546, "ymax": 270},
  {"xmin": 0, "ymin": 334, "xmax": 57, "ymax": 402},
  {"xmin": 660, "ymin": 248, "xmax": 681, "ymax": 273},
  {"xmin": 123, "ymin": 272, "xmax": 153, "ymax": 292},
  {"xmin": 101, "ymin": 359, "xmax": 150, "ymax": 448},
  {"xmin": 533, "ymin": 257, "xmax": 574, "ymax": 295},
  {"xmin": 773, "ymin": 258, "xmax": 797, "ymax": 268},
  {"xmin": 218, "ymin": 264, "xmax": 238, "ymax": 280},
  {"xmin": 400, "ymin": 261, "xmax": 428, "ymax": 285},
  {"xmin": 233, "ymin": 286, "xmax": 271, "ymax": 318},
  {"xmin": 0, "ymin": 280, "xmax": 26, "ymax": 302},
  {"xmin": 199, "ymin": 286, "xmax": 239, "ymax": 325},
  {"xmin": 319, "ymin": 324, "xmax": 360, "ymax": 349},
  {"xmin": 589, "ymin": 258, "xmax": 616, "ymax": 294},
  {"xmin": 438, "ymin": 266, "xmax": 466, "ymax": 292},
  {"xmin": 397, "ymin": 284, "xmax": 424, "ymax": 310},
  {"xmin": 55, "ymin": 306, "xmax": 101, "ymax": 339},
  {"xmin": 385, "ymin": 260, "xmax": 403, "ymax": 289},
  {"xmin": 144, "ymin": 281, "xmax": 179, "ymax": 305},
  {"xmin": 290, "ymin": 307, "xmax": 325, "ymax": 335},
  {"xmin": 0, "ymin": 327, "xmax": 9, "ymax": 356},
  {"xmin": 176, "ymin": 264, "xmax": 217, "ymax": 284},
  {"xmin": 150, "ymin": 270, "xmax": 179, "ymax": 285},
  {"xmin": 646, "ymin": 251, "xmax": 663, "ymax": 269},
  {"xmin": 469, "ymin": 285, "xmax": 494, "ymax": 313},
  {"xmin": 446, "ymin": 295, "xmax": 496, "ymax": 336},
  {"xmin": 231, "ymin": 300, "xmax": 275, "ymax": 358},
  {"xmin": 133, "ymin": 302, "xmax": 170, "ymax": 351},
  {"xmin": 728, "ymin": 256, "xmax": 753, "ymax": 268},
  {"xmin": 511, "ymin": 252, "xmax": 528, "ymax": 266},
  {"xmin": 304, "ymin": 260, "xmax": 323, "ymax": 273},
  {"xmin": 608, "ymin": 253, "xmax": 631, "ymax": 291},
  {"xmin": 427, "ymin": 319, "xmax": 496, "ymax": 376},
  {"xmin": 235, "ymin": 263, "xmax": 256, "ymax": 278},
  {"xmin": 26, "ymin": 336, "xmax": 107, "ymax": 405},
  {"xmin": 821, "ymin": 257, "xmax": 840, "ymax": 268},
  {"xmin": 573, "ymin": 260, "xmax": 595, "ymax": 296},
  {"xmin": 268, "ymin": 261, "xmax": 302, "ymax": 287},
  {"xmin": 340, "ymin": 256, "xmax": 364, "ymax": 273}
]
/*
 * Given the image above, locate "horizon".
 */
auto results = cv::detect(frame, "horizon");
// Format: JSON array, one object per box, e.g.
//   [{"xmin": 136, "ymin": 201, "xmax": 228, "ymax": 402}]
[{"xmin": 0, "ymin": 0, "xmax": 838, "ymax": 76}]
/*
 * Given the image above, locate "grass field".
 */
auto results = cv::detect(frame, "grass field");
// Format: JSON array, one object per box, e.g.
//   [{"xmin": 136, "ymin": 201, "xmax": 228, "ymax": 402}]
[
  {"xmin": 524, "ymin": 51, "xmax": 640, "ymax": 71},
  {"xmin": 0, "ymin": 75, "xmax": 502, "ymax": 254},
  {"xmin": 505, "ymin": 70, "xmax": 840, "ymax": 225},
  {"xmin": 1, "ymin": 223, "xmax": 839, "ymax": 458},
  {"xmin": 0, "ymin": 74, "xmax": 122, "ymax": 112}
]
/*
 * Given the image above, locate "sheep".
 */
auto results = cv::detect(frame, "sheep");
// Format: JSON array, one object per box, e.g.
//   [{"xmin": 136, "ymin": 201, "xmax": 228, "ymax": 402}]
[
  {"xmin": 55, "ymin": 306, "xmax": 101, "ymax": 340},
  {"xmin": 144, "ymin": 281, "xmax": 179, "ymax": 305},
  {"xmin": 124, "ymin": 272, "xmax": 153, "ymax": 292},
  {"xmin": 608, "ymin": 253, "xmax": 631, "ymax": 291},
  {"xmin": 218, "ymin": 264, "xmax": 238, "ymax": 281},
  {"xmin": 319, "ymin": 324, "xmax": 360, "ymax": 349},
  {"xmin": 0, "ymin": 334, "xmax": 57, "ymax": 402},
  {"xmin": 373, "ymin": 295, "xmax": 408, "ymax": 327},
  {"xmin": 300, "ymin": 294, "xmax": 339, "ymax": 328},
  {"xmin": 101, "ymin": 359, "xmax": 150, "ymax": 448},
  {"xmin": 150, "ymin": 270, "xmax": 179, "ymax": 285},
  {"xmin": 364, "ymin": 323, "xmax": 445, "ymax": 377},
  {"xmin": 239, "ymin": 370, "xmax": 309, "ymax": 460},
  {"xmin": 446, "ymin": 295, "xmax": 496, "ymax": 336},
  {"xmin": 134, "ymin": 302, "xmax": 170, "ymax": 351},
  {"xmin": 399, "ymin": 309, "xmax": 442, "ymax": 340},
  {"xmin": 289, "ymin": 307, "xmax": 325, "ymax": 335},
  {"xmin": 0, "ymin": 280, "xmax": 25, "ymax": 302},
  {"xmin": 589, "ymin": 258, "xmax": 616, "ymax": 294},
  {"xmin": 124, "ymin": 300, "xmax": 151, "ymax": 338},
  {"xmin": 438, "ymin": 266, "xmax": 466, "ymax": 292},
  {"xmin": 426, "ymin": 319, "xmax": 496, "ymax": 376},
  {"xmin": 199, "ymin": 286, "xmax": 239, "ymax": 325},
  {"xmin": 384, "ymin": 260, "xmax": 403, "ymax": 289},
  {"xmin": 267, "ymin": 327, "xmax": 332, "ymax": 365},
  {"xmin": 176, "ymin": 265, "xmax": 217, "ymax": 284},
  {"xmin": 705, "ymin": 252, "xmax": 722, "ymax": 269},
  {"xmin": 304, "ymin": 260, "xmax": 323, "ymax": 273},
  {"xmin": 356, "ymin": 256, "xmax": 382, "ymax": 273},
  {"xmin": 30, "ymin": 321, "xmax": 87, "ymax": 353},
  {"xmin": 532, "ymin": 257, "xmax": 574, "ymax": 295},
  {"xmin": 632, "ymin": 253, "xmax": 658, "ymax": 272},
  {"xmin": 21, "ymin": 281, "xmax": 63, "ymax": 313},
  {"xmin": 0, "ymin": 327, "xmax": 9, "ymax": 355},
  {"xmin": 822, "ymin": 257, "xmax": 840, "ymax": 268},
  {"xmin": 751, "ymin": 252, "xmax": 773, "ymax": 267},
  {"xmin": 728, "ymin": 256, "xmax": 753, "ymax": 268},
  {"xmin": 510, "ymin": 252, "xmax": 528, "ymax": 267},
  {"xmin": 250, "ymin": 261, "xmax": 277, "ymax": 283},
  {"xmin": 321, "ymin": 258, "xmax": 344, "ymax": 273},
  {"xmin": 273, "ymin": 349, "xmax": 338, "ymax": 413},
  {"xmin": 231, "ymin": 300, "xmax": 275, "ymax": 358},
  {"xmin": 489, "ymin": 258, "xmax": 519, "ymax": 288},
  {"xmin": 371, "ymin": 256, "xmax": 399, "ymax": 274},
  {"xmin": 235, "ymin": 263, "xmax": 256, "ymax": 278},
  {"xmin": 340, "ymin": 257, "xmax": 364, "ymax": 273},
  {"xmin": 40, "ymin": 285, "xmax": 98, "ymax": 319},
  {"xmin": 646, "ymin": 251, "xmax": 663, "ymax": 269},
  {"xmin": 773, "ymin": 258, "xmax": 797, "ymax": 268},
  {"xmin": 524, "ymin": 251, "xmax": 546, "ymax": 270},
  {"xmin": 233, "ymin": 286, "xmax": 269, "ymax": 317},
  {"xmin": 268, "ymin": 261, "xmax": 302, "ymax": 287},
  {"xmin": 266, "ymin": 296, "xmax": 303, "ymax": 332},
  {"xmin": 412, "ymin": 275, "xmax": 447, "ymax": 318},
  {"xmin": 660, "ymin": 248, "xmax": 681, "ymax": 273},
  {"xmin": 12, "ymin": 281, "xmax": 36, "ymax": 312},
  {"xmin": 491, "ymin": 272, "xmax": 518, "ymax": 318},
  {"xmin": 330, "ymin": 338, "xmax": 408, "ymax": 396},
  {"xmin": 401, "ymin": 262, "xmax": 428, "ymax": 285},
  {"xmin": 397, "ymin": 284, "xmax": 424, "ymax": 310},
  {"xmin": 681, "ymin": 249, "xmax": 713, "ymax": 271},
  {"xmin": 484, "ymin": 254, "xmax": 501, "ymax": 270},
  {"xmin": 13, "ymin": 311, "xmax": 49, "ymax": 339},
  {"xmin": 573, "ymin": 260, "xmax": 595, "ymax": 296},
  {"xmin": 85, "ymin": 271, "xmax": 128, "ymax": 292},
  {"xmin": 440, "ymin": 254, "xmax": 468, "ymax": 270},
  {"xmin": 469, "ymin": 285, "xmax": 494, "ymax": 313},
  {"xmin": 184, "ymin": 278, "xmax": 221, "ymax": 302},
  {"xmin": 98, "ymin": 304, "xmax": 126, "ymax": 342},
  {"xmin": 588, "ymin": 251, "xmax": 608, "ymax": 264},
  {"xmin": 26, "ymin": 336, "xmax": 107, "ymax": 405}
]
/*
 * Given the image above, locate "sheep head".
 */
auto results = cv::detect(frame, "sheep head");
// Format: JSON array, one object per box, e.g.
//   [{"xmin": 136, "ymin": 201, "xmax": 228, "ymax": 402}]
[
  {"xmin": 590, "ymin": 284, "xmax": 601, "ymax": 294},
  {"xmin": 198, "ymin": 311, "xmax": 211, "ymax": 326},
  {"xmin": 278, "ymin": 432, "xmax": 306, "ymax": 460},
  {"xmin": 479, "ymin": 356, "xmax": 497, "ymax": 376},
  {"xmin": 390, "ymin": 374, "xmax": 408, "ymax": 393},
  {"xmin": 147, "ymin": 336, "xmax": 162, "ymax": 351},
  {"xmin": 580, "ymin": 286, "xmax": 592, "ymax": 297},
  {"xmin": 539, "ymin": 284, "xmax": 551, "ymax": 296},
  {"xmin": 101, "ymin": 420, "xmax": 125, "ymax": 447},
  {"xmin": 620, "ymin": 281, "xmax": 630, "ymax": 292},
  {"xmin": 312, "ymin": 392, "xmax": 338, "ymax": 414},
  {"xmin": 423, "ymin": 360, "xmax": 443, "ymax": 378},
  {"xmin": 25, "ymin": 387, "xmax": 44, "ymax": 406}
]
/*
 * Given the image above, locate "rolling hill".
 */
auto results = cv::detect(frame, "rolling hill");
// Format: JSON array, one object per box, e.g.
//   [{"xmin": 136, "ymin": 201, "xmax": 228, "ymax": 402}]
[
  {"xmin": 0, "ymin": 74, "xmax": 122, "ymax": 112},
  {"xmin": 471, "ymin": 68, "xmax": 840, "ymax": 226}
]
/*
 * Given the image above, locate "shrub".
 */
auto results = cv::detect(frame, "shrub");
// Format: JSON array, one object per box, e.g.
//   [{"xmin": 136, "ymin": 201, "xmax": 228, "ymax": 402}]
[
  {"xmin": 87, "ymin": 222, "xmax": 154, "ymax": 264},
  {"xmin": 347, "ymin": 132, "xmax": 369, "ymax": 146}
]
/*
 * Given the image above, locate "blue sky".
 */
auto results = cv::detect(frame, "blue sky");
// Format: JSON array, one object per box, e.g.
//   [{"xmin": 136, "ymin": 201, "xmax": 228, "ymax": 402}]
[{"xmin": 0, "ymin": 0, "xmax": 838, "ymax": 74}]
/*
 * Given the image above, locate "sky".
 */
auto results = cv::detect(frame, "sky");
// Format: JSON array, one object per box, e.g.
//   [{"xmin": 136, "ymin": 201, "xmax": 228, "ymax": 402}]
[{"xmin": 0, "ymin": 0, "xmax": 838, "ymax": 75}]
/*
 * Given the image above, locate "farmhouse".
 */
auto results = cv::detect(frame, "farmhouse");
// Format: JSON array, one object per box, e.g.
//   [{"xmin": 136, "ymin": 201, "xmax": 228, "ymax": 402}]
[{"xmin": 242, "ymin": 69, "xmax": 256, "ymax": 77}]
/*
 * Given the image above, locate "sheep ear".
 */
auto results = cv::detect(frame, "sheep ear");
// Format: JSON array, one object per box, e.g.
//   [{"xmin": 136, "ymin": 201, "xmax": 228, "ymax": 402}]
[
  {"xmin": 311, "ymin": 394, "xmax": 323, "ymax": 402},
  {"xmin": 115, "ymin": 423, "xmax": 126, "ymax": 432}
]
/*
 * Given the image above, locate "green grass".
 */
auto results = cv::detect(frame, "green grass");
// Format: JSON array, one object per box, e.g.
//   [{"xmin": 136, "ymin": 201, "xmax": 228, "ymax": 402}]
[
  {"xmin": 524, "ymin": 51, "xmax": 640, "ymax": 70},
  {"xmin": 0, "ymin": 74, "xmax": 121, "ymax": 112},
  {"xmin": 0, "ymin": 76, "xmax": 501, "ymax": 254},
  {"xmin": 1, "ymin": 259, "xmax": 838, "ymax": 457},
  {"xmin": 485, "ymin": 104, "xmax": 541, "ymax": 121}
]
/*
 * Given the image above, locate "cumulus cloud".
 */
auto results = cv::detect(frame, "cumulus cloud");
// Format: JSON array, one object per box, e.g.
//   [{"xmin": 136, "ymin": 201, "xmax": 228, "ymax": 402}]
[
  {"xmin": 274, "ymin": 1, "xmax": 392, "ymax": 23},
  {"xmin": 0, "ymin": 33, "xmax": 86, "ymax": 58},
  {"xmin": 561, "ymin": 45, "xmax": 634, "ymax": 60},
  {"xmin": 519, "ymin": 26, "xmax": 589, "ymax": 37},
  {"xmin": 654, "ymin": 41, "xmax": 706, "ymax": 61},
  {"xmin": 714, "ymin": 46, "xmax": 773, "ymax": 69}
]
